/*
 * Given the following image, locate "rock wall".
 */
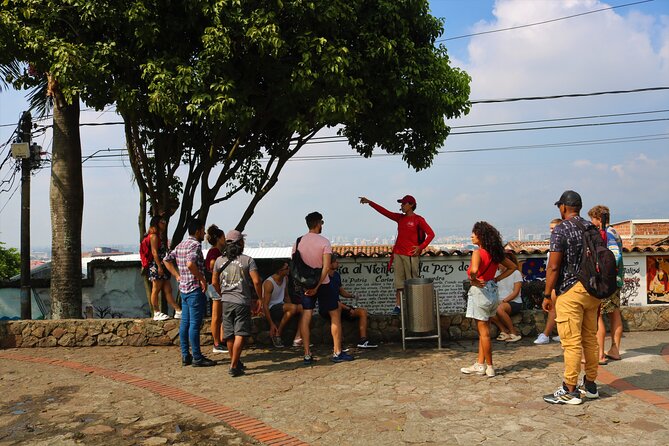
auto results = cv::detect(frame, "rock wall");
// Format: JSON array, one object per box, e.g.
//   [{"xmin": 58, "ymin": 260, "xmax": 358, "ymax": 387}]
[{"xmin": 1, "ymin": 305, "xmax": 667, "ymax": 349}]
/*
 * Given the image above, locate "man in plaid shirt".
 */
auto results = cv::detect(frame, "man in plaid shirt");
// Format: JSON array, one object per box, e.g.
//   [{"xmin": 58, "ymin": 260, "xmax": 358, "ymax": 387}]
[{"xmin": 164, "ymin": 219, "xmax": 216, "ymax": 367}]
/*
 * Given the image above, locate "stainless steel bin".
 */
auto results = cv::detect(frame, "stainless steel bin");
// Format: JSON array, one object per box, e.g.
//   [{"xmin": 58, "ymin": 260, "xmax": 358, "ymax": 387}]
[{"xmin": 404, "ymin": 278, "xmax": 436, "ymax": 333}]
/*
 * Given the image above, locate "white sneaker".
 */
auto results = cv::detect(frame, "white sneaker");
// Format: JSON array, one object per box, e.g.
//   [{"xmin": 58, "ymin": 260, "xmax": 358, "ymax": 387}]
[
  {"xmin": 461, "ymin": 363, "xmax": 485, "ymax": 375},
  {"xmin": 506, "ymin": 334, "xmax": 522, "ymax": 343},
  {"xmin": 153, "ymin": 312, "xmax": 169, "ymax": 321},
  {"xmin": 534, "ymin": 333, "xmax": 550, "ymax": 345},
  {"xmin": 212, "ymin": 345, "xmax": 228, "ymax": 354},
  {"xmin": 485, "ymin": 365, "xmax": 496, "ymax": 377},
  {"xmin": 551, "ymin": 335, "xmax": 561, "ymax": 342},
  {"xmin": 174, "ymin": 310, "xmax": 182, "ymax": 319}
]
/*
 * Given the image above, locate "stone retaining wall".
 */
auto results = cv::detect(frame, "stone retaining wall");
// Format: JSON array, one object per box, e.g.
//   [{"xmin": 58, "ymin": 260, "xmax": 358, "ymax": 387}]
[{"xmin": 1, "ymin": 306, "xmax": 668, "ymax": 349}]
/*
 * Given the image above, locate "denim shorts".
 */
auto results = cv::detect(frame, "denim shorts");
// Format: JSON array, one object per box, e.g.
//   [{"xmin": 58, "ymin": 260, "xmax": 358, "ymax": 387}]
[{"xmin": 466, "ymin": 281, "xmax": 499, "ymax": 321}]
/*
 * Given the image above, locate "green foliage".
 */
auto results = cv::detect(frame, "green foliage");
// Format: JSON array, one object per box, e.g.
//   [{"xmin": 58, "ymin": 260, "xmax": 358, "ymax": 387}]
[
  {"xmin": 0, "ymin": 242, "xmax": 20, "ymax": 280},
  {"xmin": 2, "ymin": 0, "xmax": 471, "ymax": 243}
]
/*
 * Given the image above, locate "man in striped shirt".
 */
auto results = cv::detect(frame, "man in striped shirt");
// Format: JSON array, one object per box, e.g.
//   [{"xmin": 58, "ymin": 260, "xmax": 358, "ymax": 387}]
[{"xmin": 164, "ymin": 219, "xmax": 216, "ymax": 367}]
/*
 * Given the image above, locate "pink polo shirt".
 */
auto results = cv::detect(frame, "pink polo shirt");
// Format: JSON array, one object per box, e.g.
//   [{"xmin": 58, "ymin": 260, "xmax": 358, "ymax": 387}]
[{"xmin": 294, "ymin": 232, "xmax": 332, "ymax": 285}]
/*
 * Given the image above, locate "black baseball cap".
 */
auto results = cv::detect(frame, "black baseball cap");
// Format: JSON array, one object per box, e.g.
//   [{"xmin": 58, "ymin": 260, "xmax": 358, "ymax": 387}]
[{"xmin": 555, "ymin": 190, "xmax": 582, "ymax": 207}]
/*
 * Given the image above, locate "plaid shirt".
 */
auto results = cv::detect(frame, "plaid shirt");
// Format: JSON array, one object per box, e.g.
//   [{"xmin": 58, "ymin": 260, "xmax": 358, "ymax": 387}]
[{"xmin": 164, "ymin": 236, "xmax": 205, "ymax": 294}]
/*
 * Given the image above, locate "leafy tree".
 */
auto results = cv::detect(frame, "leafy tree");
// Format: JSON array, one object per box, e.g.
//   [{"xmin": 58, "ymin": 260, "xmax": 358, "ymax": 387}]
[
  {"xmin": 113, "ymin": 0, "xmax": 471, "ymax": 244},
  {"xmin": 0, "ymin": 242, "xmax": 20, "ymax": 280}
]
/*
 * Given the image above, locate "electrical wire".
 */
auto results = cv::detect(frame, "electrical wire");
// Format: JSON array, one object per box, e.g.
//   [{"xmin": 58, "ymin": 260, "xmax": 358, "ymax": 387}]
[
  {"xmin": 470, "ymin": 87, "xmax": 669, "ymax": 104},
  {"xmin": 437, "ymin": 0, "xmax": 654, "ymax": 42},
  {"xmin": 0, "ymin": 182, "xmax": 19, "ymax": 215}
]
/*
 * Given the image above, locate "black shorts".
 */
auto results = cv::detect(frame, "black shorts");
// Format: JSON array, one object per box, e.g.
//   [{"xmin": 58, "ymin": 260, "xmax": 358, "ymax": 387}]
[
  {"xmin": 319, "ymin": 303, "xmax": 357, "ymax": 321},
  {"xmin": 222, "ymin": 301, "xmax": 252, "ymax": 339},
  {"xmin": 508, "ymin": 301, "xmax": 523, "ymax": 316},
  {"xmin": 269, "ymin": 303, "xmax": 284, "ymax": 324}
]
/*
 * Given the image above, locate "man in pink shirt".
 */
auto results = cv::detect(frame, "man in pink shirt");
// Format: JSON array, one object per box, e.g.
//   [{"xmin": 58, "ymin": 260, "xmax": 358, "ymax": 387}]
[
  {"xmin": 295, "ymin": 211, "xmax": 353, "ymax": 364},
  {"xmin": 359, "ymin": 195, "xmax": 435, "ymax": 314}
]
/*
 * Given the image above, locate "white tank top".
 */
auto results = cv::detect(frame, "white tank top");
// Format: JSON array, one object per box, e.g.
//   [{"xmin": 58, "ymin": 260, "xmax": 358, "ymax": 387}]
[{"xmin": 265, "ymin": 276, "xmax": 286, "ymax": 308}]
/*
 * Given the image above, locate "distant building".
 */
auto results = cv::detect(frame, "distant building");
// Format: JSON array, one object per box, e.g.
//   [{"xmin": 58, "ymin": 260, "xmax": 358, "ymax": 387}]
[{"xmin": 82, "ymin": 247, "xmax": 133, "ymax": 258}]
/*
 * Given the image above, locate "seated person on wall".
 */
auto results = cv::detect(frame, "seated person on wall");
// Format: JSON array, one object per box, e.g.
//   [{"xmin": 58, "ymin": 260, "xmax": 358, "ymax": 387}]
[
  {"xmin": 319, "ymin": 253, "xmax": 378, "ymax": 349},
  {"xmin": 490, "ymin": 251, "xmax": 524, "ymax": 343},
  {"xmin": 262, "ymin": 260, "xmax": 304, "ymax": 348}
]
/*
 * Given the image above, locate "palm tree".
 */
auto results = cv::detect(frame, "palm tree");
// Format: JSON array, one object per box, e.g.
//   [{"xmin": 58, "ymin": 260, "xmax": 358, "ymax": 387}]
[{"xmin": 2, "ymin": 62, "xmax": 83, "ymax": 319}]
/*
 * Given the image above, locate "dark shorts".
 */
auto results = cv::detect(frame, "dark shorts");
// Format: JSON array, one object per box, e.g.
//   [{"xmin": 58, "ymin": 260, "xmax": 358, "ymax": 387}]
[
  {"xmin": 148, "ymin": 260, "xmax": 171, "ymax": 282},
  {"xmin": 300, "ymin": 284, "xmax": 338, "ymax": 312},
  {"xmin": 221, "ymin": 301, "xmax": 252, "ymax": 339},
  {"xmin": 269, "ymin": 303, "xmax": 284, "ymax": 324},
  {"xmin": 508, "ymin": 301, "xmax": 523, "ymax": 316},
  {"xmin": 320, "ymin": 303, "xmax": 357, "ymax": 321}
]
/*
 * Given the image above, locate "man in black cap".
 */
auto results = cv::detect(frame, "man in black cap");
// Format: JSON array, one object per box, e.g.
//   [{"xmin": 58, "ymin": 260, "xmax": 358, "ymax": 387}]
[
  {"xmin": 359, "ymin": 195, "xmax": 434, "ymax": 315},
  {"xmin": 542, "ymin": 190, "xmax": 601, "ymax": 405}
]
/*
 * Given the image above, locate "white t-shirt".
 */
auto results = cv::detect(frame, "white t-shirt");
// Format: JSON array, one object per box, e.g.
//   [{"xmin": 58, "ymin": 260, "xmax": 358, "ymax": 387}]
[{"xmin": 497, "ymin": 270, "xmax": 523, "ymax": 304}]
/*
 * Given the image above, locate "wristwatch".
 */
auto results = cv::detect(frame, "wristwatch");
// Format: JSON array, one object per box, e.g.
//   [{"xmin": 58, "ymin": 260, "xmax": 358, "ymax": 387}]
[{"xmin": 543, "ymin": 292, "xmax": 552, "ymax": 300}]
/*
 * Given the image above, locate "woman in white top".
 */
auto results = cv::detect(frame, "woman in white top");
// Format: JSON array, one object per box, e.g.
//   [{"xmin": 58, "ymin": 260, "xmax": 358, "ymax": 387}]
[{"xmin": 491, "ymin": 251, "xmax": 524, "ymax": 342}]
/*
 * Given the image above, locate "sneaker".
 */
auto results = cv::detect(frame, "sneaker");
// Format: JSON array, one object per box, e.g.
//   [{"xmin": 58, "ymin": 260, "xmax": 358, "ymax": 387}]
[
  {"xmin": 357, "ymin": 339, "xmax": 378, "ymax": 349},
  {"xmin": 391, "ymin": 306, "xmax": 401, "ymax": 316},
  {"xmin": 577, "ymin": 377, "xmax": 600, "ymax": 399},
  {"xmin": 292, "ymin": 339, "xmax": 313, "ymax": 348},
  {"xmin": 551, "ymin": 335, "xmax": 561, "ymax": 342},
  {"xmin": 331, "ymin": 351, "xmax": 355, "ymax": 363},
  {"xmin": 460, "ymin": 363, "xmax": 485, "ymax": 375},
  {"xmin": 543, "ymin": 384, "xmax": 583, "ymax": 405},
  {"xmin": 174, "ymin": 310, "xmax": 182, "ymax": 319},
  {"xmin": 506, "ymin": 334, "xmax": 522, "ymax": 343},
  {"xmin": 181, "ymin": 354, "xmax": 192, "ymax": 366},
  {"xmin": 303, "ymin": 354, "xmax": 314, "ymax": 365},
  {"xmin": 212, "ymin": 345, "xmax": 228, "ymax": 354},
  {"xmin": 534, "ymin": 333, "xmax": 550, "ymax": 345},
  {"xmin": 153, "ymin": 312, "xmax": 169, "ymax": 321},
  {"xmin": 237, "ymin": 360, "xmax": 247, "ymax": 371},
  {"xmin": 496, "ymin": 332, "xmax": 511, "ymax": 341},
  {"xmin": 272, "ymin": 336, "xmax": 285, "ymax": 348},
  {"xmin": 485, "ymin": 365, "xmax": 495, "ymax": 377},
  {"xmin": 192, "ymin": 356, "xmax": 217, "ymax": 367},
  {"xmin": 228, "ymin": 367, "xmax": 244, "ymax": 377}
]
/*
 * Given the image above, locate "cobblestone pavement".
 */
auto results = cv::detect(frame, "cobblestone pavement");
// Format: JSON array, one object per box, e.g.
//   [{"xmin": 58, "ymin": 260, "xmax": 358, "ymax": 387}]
[{"xmin": 1, "ymin": 331, "xmax": 668, "ymax": 445}]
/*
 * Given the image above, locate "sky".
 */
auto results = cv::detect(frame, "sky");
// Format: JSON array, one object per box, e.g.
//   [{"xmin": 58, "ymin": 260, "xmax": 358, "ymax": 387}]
[{"xmin": 1, "ymin": 0, "xmax": 668, "ymax": 250}]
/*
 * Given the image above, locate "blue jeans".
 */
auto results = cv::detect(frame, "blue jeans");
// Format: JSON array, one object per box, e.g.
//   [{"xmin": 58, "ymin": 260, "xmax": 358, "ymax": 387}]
[{"xmin": 180, "ymin": 289, "xmax": 207, "ymax": 360}]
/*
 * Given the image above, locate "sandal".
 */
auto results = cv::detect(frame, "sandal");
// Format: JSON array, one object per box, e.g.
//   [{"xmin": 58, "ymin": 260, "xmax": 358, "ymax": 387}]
[
  {"xmin": 496, "ymin": 333, "xmax": 511, "ymax": 341},
  {"xmin": 605, "ymin": 353, "xmax": 622, "ymax": 361}
]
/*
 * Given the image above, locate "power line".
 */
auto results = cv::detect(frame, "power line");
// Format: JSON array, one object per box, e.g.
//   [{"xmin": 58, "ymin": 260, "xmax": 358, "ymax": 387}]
[
  {"xmin": 437, "ymin": 0, "xmax": 654, "ymax": 42},
  {"xmin": 77, "ymin": 132, "xmax": 669, "ymax": 164},
  {"xmin": 470, "ymin": 87, "xmax": 669, "ymax": 104},
  {"xmin": 451, "ymin": 108, "xmax": 669, "ymax": 129},
  {"xmin": 0, "ymin": 182, "xmax": 20, "ymax": 215}
]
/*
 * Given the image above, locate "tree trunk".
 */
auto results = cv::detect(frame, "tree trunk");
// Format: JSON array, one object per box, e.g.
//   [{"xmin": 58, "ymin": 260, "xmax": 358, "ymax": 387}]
[{"xmin": 49, "ymin": 84, "xmax": 83, "ymax": 319}]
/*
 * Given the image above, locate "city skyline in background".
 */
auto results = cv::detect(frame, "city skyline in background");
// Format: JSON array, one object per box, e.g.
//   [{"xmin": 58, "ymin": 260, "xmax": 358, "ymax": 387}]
[{"xmin": 1, "ymin": 0, "xmax": 668, "ymax": 251}]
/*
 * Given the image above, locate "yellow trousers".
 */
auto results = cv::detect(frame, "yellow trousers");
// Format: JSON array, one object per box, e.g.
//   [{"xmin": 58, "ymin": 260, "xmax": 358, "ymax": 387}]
[{"xmin": 555, "ymin": 282, "xmax": 601, "ymax": 386}]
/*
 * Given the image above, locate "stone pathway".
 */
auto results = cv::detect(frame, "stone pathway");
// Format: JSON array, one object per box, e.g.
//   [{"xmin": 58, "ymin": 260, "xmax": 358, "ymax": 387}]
[{"xmin": 1, "ymin": 331, "xmax": 668, "ymax": 445}]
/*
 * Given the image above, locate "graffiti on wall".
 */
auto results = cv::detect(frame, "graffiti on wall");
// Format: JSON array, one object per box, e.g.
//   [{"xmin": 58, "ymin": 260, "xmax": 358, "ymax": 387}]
[
  {"xmin": 647, "ymin": 255, "xmax": 669, "ymax": 304},
  {"xmin": 338, "ymin": 258, "xmax": 469, "ymax": 314},
  {"xmin": 622, "ymin": 258, "xmax": 643, "ymax": 306}
]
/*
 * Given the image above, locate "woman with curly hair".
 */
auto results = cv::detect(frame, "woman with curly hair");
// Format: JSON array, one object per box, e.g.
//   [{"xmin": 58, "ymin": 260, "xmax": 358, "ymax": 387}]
[{"xmin": 461, "ymin": 221, "xmax": 517, "ymax": 377}]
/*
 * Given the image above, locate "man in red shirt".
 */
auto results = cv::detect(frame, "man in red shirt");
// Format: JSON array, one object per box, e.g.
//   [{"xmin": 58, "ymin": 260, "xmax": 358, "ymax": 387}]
[{"xmin": 359, "ymin": 195, "xmax": 435, "ymax": 315}]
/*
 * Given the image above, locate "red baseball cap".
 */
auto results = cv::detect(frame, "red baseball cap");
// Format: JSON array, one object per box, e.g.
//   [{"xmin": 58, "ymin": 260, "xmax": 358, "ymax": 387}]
[{"xmin": 397, "ymin": 195, "xmax": 416, "ymax": 205}]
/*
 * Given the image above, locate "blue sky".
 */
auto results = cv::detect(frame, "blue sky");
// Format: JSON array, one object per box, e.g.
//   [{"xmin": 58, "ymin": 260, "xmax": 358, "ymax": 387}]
[{"xmin": 1, "ymin": 0, "xmax": 668, "ymax": 249}]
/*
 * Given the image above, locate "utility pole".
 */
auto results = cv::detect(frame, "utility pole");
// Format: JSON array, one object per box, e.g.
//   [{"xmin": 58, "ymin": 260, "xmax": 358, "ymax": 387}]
[{"xmin": 19, "ymin": 111, "xmax": 32, "ymax": 319}]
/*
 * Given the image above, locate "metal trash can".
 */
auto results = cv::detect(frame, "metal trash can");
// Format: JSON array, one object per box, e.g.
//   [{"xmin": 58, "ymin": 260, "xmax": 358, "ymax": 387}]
[{"xmin": 404, "ymin": 278, "xmax": 436, "ymax": 333}]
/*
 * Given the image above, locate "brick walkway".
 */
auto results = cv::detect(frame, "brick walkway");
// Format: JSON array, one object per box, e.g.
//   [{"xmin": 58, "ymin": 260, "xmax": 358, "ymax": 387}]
[{"xmin": 2, "ymin": 331, "xmax": 669, "ymax": 445}]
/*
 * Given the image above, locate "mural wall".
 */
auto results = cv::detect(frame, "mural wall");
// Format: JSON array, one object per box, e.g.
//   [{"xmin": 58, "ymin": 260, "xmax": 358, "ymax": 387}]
[{"xmin": 647, "ymin": 255, "xmax": 669, "ymax": 304}]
